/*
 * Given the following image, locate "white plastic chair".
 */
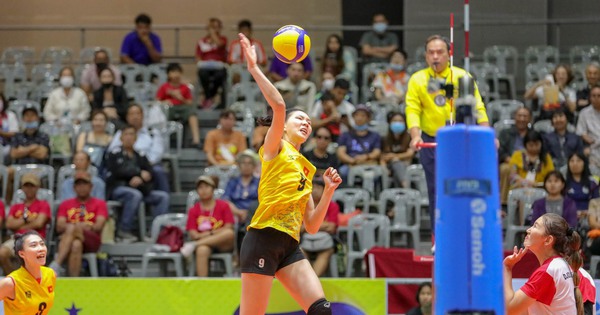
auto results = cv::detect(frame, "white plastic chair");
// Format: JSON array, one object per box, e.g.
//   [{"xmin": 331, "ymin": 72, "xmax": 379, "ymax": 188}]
[
  {"xmin": 486, "ymin": 99, "xmax": 524, "ymax": 125},
  {"xmin": 202, "ymin": 165, "xmax": 240, "ymax": 191},
  {"xmin": 159, "ymin": 121, "xmax": 183, "ymax": 193},
  {"xmin": 346, "ymin": 214, "xmax": 390, "ymax": 277},
  {"xmin": 141, "ymin": 213, "xmax": 187, "ymax": 277},
  {"xmin": 1, "ymin": 47, "xmax": 35, "ymax": 65},
  {"xmin": 12, "ymin": 164, "xmax": 55, "ymax": 198},
  {"xmin": 406, "ymin": 165, "xmax": 429, "ymax": 208},
  {"xmin": 504, "ymin": 188, "xmax": 547, "ymax": 250},
  {"xmin": 40, "ymin": 47, "xmax": 73, "ymax": 66},
  {"xmin": 483, "ymin": 45, "xmax": 518, "ymax": 99},
  {"xmin": 30, "ymin": 64, "xmax": 61, "ymax": 84},
  {"xmin": 524, "ymin": 46, "xmax": 560, "ymax": 67},
  {"xmin": 347, "ymin": 165, "xmax": 389, "ymax": 197},
  {"xmin": 55, "ymin": 164, "xmax": 98, "ymax": 200},
  {"xmin": 146, "ymin": 64, "xmax": 168, "ymax": 85},
  {"xmin": 569, "ymin": 45, "xmax": 600, "ymax": 65},
  {"xmin": 39, "ymin": 122, "xmax": 76, "ymax": 165},
  {"xmin": 8, "ymin": 100, "xmax": 41, "ymax": 123},
  {"xmin": 378, "ymin": 188, "xmax": 421, "ymax": 249},
  {"xmin": 79, "ymin": 47, "xmax": 113, "ymax": 64}
]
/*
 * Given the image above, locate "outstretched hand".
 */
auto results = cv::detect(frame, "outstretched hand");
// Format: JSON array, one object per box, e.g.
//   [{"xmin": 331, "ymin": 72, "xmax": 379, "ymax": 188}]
[
  {"xmin": 238, "ymin": 33, "xmax": 257, "ymax": 69},
  {"xmin": 503, "ymin": 246, "xmax": 528, "ymax": 270},
  {"xmin": 323, "ymin": 167, "xmax": 342, "ymax": 190}
]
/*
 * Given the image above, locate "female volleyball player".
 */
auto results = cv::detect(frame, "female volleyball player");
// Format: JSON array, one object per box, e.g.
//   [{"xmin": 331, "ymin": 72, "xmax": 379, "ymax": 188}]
[
  {"xmin": 238, "ymin": 33, "xmax": 342, "ymax": 315},
  {"xmin": 504, "ymin": 213, "xmax": 583, "ymax": 315},
  {"xmin": 0, "ymin": 231, "xmax": 55, "ymax": 314}
]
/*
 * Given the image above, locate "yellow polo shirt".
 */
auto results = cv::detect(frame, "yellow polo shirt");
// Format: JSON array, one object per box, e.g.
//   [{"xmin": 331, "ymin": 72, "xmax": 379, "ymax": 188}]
[{"xmin": 405, "ymin": 65, "xmax": 488, "ymax": 137}]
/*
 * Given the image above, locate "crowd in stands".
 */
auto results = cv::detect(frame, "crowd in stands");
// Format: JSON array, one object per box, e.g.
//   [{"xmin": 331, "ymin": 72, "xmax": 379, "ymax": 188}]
[{"xmin": 0, "ymin": 11, "xmax": 600, "ymax": 291}]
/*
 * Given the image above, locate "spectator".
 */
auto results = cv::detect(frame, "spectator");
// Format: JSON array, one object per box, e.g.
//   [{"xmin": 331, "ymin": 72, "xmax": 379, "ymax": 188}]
[
  {"xmin": 316, "ymin": 71, "xmax": 336, "ymax": 100},
  {"xmin": 75, "ymin": 110, "xmax": 113, "ymax": 168},
  {"xmin": 49, "ymin": 171, "xmax": 107, "ymax": 277},
  {"xmin": 0, "ymin": 93, "xmax": 19, "ymax": 163},
  {"xmin": 586, "ymin": 198, "xmax": 600, "ymax": 256},
  {"xmin": 228, "ymin": 19, "xmax": 267, "ymax": 67},
  {"xmin": 120, "ymin": 13, "xmax": 162, "ymax": 65},
  {"xmin": 321, "ymin": 34, "xmax": 356, "ymax": 81},
  {"xmin": 542, "ymin": 109, "xmax": 583, "ymax": 169},
  {"xmin": 299, "ymin": 177, "xmax": 339, "ymax": 277},
  {"xmin": 509, "ymin": 130, "xmax": 554, "ymax": 190},
  {"xmin": 268, "ymin": 54, "xmax": 313, "ymax": 82},
  {"xmin": 180, "ymin": 176, "xmax": 235, "ymax": 277},
  {"xmin": 372, "ymin": 50, "xmax": 410, "ymax": 106},
  {"xmin": 576, "ymin": 62, "xmax": 600, "ymax": 112},
  {"xmin": 531, "ymin": 171, "xmax": 578, "ymax": 227},
  {"xmin": 222, "ymin": 151, "xmax": 259, "ymax": 227},
  {"xmin": 108, "ymin": 104, "xmax": 169, "ymax": 192},
  {"xmin": 92, "ymin": 67, "xmax": 129, "ymax": 127},
  {"xmin": 504, "ymin": 213, "xmax": 583, "ymax": 314},
  {"xmin": 60, "ymin": 151, "xmax": 106, "ymax": 201},
  {"xmin": 311, "ymin": 78, "xmax": 355, "ymax": 133},
  {"xmin": 106, "ymin": 125, "xmax": 169, "ymax": 243},
  {"xmin": 195, "ymin": 17, "xmax": 228, "ymax": 109},
  {"xmin": 156, "ymin": 63, "xmax": 200, "ymax": 147},
  {"xmin": 406, "ymin": 282, "xmax": 433, "ymax": 315},
  {"xmin": 565, "ymin": 152, "xmax": 598, "ymax": 214},
  {"xmin": 524, "ymin": 64, "xmax": 576, "ymax": 122},
  {"xmin": 80, "ymin": 48, "xmax": 123, "ymax": 98},
  {"xmin": 303, "ymin": 126, "xmax": 340, "ymax": 177},
  {"xmin": 43, "ymin": 67, "xmax": 90, "ymax": 125},
  {"xmin": 0, "ymin": 173, "xmax": 50, "ymax": 275},
  {"xmin": 204, "ymin": 110, "xmax": 248, "ymax": 166},
  {"xmin": 274, "ymin": 62, "xmax": 316, "ymax": 113},
  {"xmin": 577, "ymin": 85, "xmax": 600, "ymax": 169},
  {"xmin": 336, "ymin": 104, "xmax": 382, "ymax": 180},
  {"xmin": 359, "ymin": 13, "xmax": 399, "ymax": 64},
  {"xmin": 8, "ymin": 104, "xmax": 49, "ymax": 202},
  {"xmin": 499, "ymin": 107, "xmax": 533, "ymax": 205},
  {"xmin": 380, "ymin": 112, "xmax": 414, "ymax": 188},
  {"xmin": 251, "ymin": 105, "xmax": 271, "ymax": 152}
]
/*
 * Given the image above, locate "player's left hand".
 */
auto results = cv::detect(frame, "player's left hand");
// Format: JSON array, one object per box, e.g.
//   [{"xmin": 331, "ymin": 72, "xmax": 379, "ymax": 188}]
[{"xmin": 323, "ymin": 167, "xmax": 342, "ymax": 190}]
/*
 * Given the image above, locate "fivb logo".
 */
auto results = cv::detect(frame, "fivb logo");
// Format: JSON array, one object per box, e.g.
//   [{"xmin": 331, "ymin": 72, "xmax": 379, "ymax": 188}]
[{"xmin": 470, "ymin": 198, "xmax": 486, "ymax": 276}]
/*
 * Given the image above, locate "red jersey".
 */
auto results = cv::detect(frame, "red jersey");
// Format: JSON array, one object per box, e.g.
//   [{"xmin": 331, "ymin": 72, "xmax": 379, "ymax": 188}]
[
  {"xmin": 186, "ymin": 199, "xmax": 234, "ymax": 232},
  {"xmin": 8, "ymin": 199, "xmax": 51, "ymax": 237},
  {"xmin": 57, "ymin": 198, "xmax": 108, "ymax": 234},
  {"xmin": 324, "ymin": 201, "xmax": 340, "ymax": 225},
  {"xmin": 521, "ymin": 256, "xmax": 576, "ymax": 314},
  {"xmin": 195, "ymin": 35, "xmax": 227, "ymax": 62},
  {"xmin": 156, "ymin": 82, "xmax": 192, "ymax": 106}
]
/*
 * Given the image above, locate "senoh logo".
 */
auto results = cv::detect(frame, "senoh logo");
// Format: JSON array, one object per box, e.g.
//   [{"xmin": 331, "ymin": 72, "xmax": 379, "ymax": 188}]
[{"xmin": 471, "ymin": 198, "xmax": 486, "ymax": 276}]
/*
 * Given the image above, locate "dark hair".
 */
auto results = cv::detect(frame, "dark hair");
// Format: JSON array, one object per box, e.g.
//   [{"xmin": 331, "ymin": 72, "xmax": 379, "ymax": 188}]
[
  {"xmin": 91, "ymin": 109, "xmax": 109, "ymax": 122},
  {"xmin": 551, "ymin": 108, "xmax": 567, "ymax": 120},
  {"xmin": 209, "ymin": 17, "xmax": 222, "ymax": 27},
  {"xmin": 220, "ymin": 109, "xmax": 236, "ymax": 119},
  {"xmin": 543, "ymin": 170, "xmax": 567, "ymax": 195},
  {"xmin": 553, "ymin": 64, "xmax": 575, "ymax": 86},
  {"xmin": 314, "ymin": 126, "xmax": 333, "ymax": 138},
  {"xmin": 59, "ymin": 66, "xmax": 74, "ymax": 78},
  {"xmin": 523, "ymin": 130, "xmax": 549, "ymax": 167},
  {"xmin": 98, "ymin": 66, "xmax": 115, "ymax": 80},
  {"xmin": 540, "ymin": 213, "xmax": 583, "ymax": 315},
  {"xmin": 127, "ymin": 103, "xmax": 144, "ymax": 114},
  {"xmin": 333, "ymin": 78, "xmax": 350, "ymax": 90},
  {"xmin": 320, "ymin": 92, "xmax": 335, "ymax": 103},
  {"xmin": 321, "ymin": 34, "xmax": 345, "ymax": 76},
  {"xmin": 257, "ymin": 108, "xmax": 306, "ymax": 127},
  {"xmin": 166, "ymin": 62, "xmax": 183, "ymax": 74},
  {"xmin": 121, "ymin": 124, "xmax": 137, "ymax": 133},
  {"xmin": 73, "ymin": 150, "xmax": 91, "ymax": 161},
  {"xmin": 238, "ymin": 19, "xmax": 252, "ymax": 30},
  {"xmin": 312, "ymin": 176, "xmax": 325, "ymax": 187},
  {"xmin": 566, "ymin": 152, "xmax": 592, "ymax": 190},
  {"xmin": 392, "ymin": 49, "xmax": 408, "ymax": 61},
  {"xmin": 415, "ymin": 282, "xmax": 432, "ymax": 304},
  {"xmin": 135, "ymin": 13, "xmax": 152, "ymax": 25},
  {"xmin": 513, "ymin": 106, "xmax": 532, "ymax": 119},
  {"xmin": 0, "ymin": 93, "xmax": 6, "ymax": 114},
  {"xmin": 94, "ymin": 48, "xmax": 109, "ymax": 60},
  {"xmin": 14, "ymin": 231, "xmax": 43, "ymax": 266},
  {"xmin": 425, "ymin": 35, "xmax": 450, "ymax": 52}
]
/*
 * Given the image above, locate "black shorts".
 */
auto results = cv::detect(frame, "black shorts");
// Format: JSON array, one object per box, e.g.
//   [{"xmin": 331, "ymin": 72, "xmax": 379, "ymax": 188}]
[{"xmin": 240, "ymin": 227, "xmax": 306, "ymax": 276}]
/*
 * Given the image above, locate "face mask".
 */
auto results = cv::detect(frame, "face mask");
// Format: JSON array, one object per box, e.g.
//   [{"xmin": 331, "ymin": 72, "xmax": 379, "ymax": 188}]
[
  {"xmin": 390, "ymin": 121, "xmax": 406, "ymax": 134},
  {"xmin": 96, "ymin": 62, "xmax": 108, "ymax": 70},
  {"xmin": 389, "ymin": 64, "xmax": 404, "ymax": 72},
  {"xmin": 354, "ymin": 123, "xmax": 370, "ymax": 132},
  {"xmin": 373, "ymin": 22, "xmax": 387, "ymax": 33},
  {"xmin": 322, "ymin": 79, "xmax": 334, "ymax": 91},
  {"xmin": 24, "ymin": 121, "xmax": 39, "ymax": 130},
  {"xmin": 102, "ymin": 83, "xmax": 113, "ymax": 89},
  {"xmin": 60, "ymin": 76, "xmax": 74, "ymax": 88}
]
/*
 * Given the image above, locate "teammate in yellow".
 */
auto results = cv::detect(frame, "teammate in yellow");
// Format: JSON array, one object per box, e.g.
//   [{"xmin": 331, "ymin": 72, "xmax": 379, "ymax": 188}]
[
  {"xmin": 0, "ymin": 231, "xmax": 55, "ymax": 315},
  {"xmin": 238, "ymin": 33, "xmax": 342, "ymax": 315}
]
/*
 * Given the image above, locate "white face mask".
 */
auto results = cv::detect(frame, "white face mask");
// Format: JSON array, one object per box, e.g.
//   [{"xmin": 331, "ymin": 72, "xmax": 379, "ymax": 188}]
[
  {"xmin": 322, "ymin": 79, "xmax": 335, "ymax": 91},
  {"xmin": 60, "ymin": 76, "xmax": 74, "ymax": 88}
]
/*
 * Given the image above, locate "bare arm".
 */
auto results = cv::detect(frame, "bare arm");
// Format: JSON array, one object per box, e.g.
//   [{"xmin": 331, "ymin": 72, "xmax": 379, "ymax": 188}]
[
  {"xmin": 92, "ymin": 216, "xmax": 106, "ymax": 234},
  {"xmin": 6, "ymin": 214, "xmax": 48, "ymax": 231},
  {"xmin": 55, "ymin": 217, "xmax": 68, "ymax": 234},
  {"xmin": 303, "ymin": 167, "xmax": 342, "ymax": 233},
  {"xmin": 336, "ymin": 146, "xmax": 355, "ymax": 165},
  {"xmin": 503, "ymin": 247, "xmax": 534, "ymax": 314},
  {"xmin": 0, "ymin": 277, "xmax": 15, "ymax": 300}
]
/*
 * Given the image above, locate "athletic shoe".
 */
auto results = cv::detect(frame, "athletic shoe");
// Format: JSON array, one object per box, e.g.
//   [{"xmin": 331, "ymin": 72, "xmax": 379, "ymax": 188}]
[{"xmin": 180, "ymin": 242, "xmax": 196, "ymax": 258}]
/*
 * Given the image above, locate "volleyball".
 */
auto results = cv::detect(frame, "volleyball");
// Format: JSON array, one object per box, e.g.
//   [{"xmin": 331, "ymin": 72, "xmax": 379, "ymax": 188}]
[{"xmin": 272, "ymin": 25, "xmax": 311, "ymax": 64}]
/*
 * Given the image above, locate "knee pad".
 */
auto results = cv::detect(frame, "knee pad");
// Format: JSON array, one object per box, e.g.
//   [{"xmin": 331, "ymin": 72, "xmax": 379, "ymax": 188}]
[{"xmin": 307, "ymin": 298, "xmax": 332, "ymax": 315}]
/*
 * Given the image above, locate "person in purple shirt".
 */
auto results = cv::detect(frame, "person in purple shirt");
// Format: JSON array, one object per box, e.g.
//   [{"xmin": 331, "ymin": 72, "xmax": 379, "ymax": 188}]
[
  {"xmin": 530, "ymin": 170, "xmax": 578, "ymax": 227},
  {"xmin": 120, "ymin": 13, "xmax": 162, "ymax": 65},
  {"xmin": 565, "ymin": 152, "xmax": 599, "ymax": 212},
  {"xmin": 267, "ymin": 54, "xmax": 313, "ymax": 82}
]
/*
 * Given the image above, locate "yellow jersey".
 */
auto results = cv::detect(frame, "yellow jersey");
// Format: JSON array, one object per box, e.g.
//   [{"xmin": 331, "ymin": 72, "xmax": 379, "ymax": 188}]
[
  {"xmin": 4, "ymin": 266, "xmax": 55, "ymax": 315},
  {"xmin": 249, "ymin": 140, "xmax": 316, "ymax": 241},
  {"xmin": 405, "ymin": 65, "xmax": 488, "ymax": 137}
]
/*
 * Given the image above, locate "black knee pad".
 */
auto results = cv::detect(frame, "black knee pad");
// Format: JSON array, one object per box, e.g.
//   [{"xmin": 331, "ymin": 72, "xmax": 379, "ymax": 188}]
[{"xmin": 307, "ymin": 298, "xmax": 332, "ymax": 315}]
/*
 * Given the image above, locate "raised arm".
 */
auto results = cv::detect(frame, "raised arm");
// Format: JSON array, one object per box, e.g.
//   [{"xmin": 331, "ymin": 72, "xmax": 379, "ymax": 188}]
[
  {"xmin": 239, "ymin": 33, "xmax": 286, "ymax": 160},
  {"xmin": 304, "ymin": 167, "xmax": 342, "ymax": 233}
]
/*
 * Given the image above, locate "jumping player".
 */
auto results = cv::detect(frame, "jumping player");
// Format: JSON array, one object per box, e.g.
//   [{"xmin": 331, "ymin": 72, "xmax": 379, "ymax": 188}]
[
  {"xmin": 238, "ymin": 33, "xmax": 342, "ymax": 315},
  {"xmin": 0, "ymin": 231, "xmax": 55, "ymax": 314}
]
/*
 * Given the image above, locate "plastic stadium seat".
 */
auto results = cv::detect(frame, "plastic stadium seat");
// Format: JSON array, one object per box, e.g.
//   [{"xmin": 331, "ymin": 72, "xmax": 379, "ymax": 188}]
[
  {"xmin": 504, "ymin": 188, "xmax": 546, "ymax": 250},
  {"xmin": 346, "ymin": 214, "xmax": 390, "ymax": 277},
  {"xmin": 141, "ymin": 213, "xmax": 187, "ymax": 277}
]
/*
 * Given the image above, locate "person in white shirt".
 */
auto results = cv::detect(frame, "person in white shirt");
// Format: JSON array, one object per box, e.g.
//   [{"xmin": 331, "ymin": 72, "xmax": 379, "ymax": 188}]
[{"xmin": 43, "ymin": 67, "xmax": 90, "ymax": 125}]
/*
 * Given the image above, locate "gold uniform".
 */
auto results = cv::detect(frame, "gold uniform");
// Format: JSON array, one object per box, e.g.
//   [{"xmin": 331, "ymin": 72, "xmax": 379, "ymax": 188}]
[
  {"xmin": 4, "ymin": 266, "xmax": 55, "ymax": 315},
  {"xmin": 249, "ymin": 140, "xmax": 316, "ymax": 241}
]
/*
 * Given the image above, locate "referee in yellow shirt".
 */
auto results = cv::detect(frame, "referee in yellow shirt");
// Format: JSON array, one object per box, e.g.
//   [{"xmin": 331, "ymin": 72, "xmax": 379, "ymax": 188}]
[{"xmin": 406, "ymin": 35, "xmax": 490, "ymax": 238}]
